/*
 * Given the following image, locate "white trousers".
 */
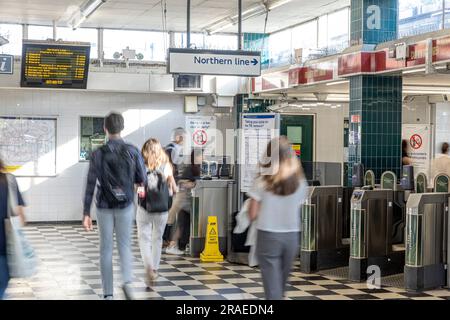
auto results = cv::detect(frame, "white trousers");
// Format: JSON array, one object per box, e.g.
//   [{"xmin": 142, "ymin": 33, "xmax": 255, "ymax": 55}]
[{"xmin": 136, "ymin": 207, "xmax": 168, "ymax": 271}]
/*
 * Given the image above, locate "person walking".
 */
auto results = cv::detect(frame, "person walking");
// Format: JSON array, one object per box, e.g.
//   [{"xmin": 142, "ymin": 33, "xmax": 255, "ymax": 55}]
[
  {"xmin": 137, "ymin": 138, "xmax": 176, "ymax": 286},
  {"xmin": 82, "ymin": 112, "xmax": 147, "ymax": 300},
  {"xmin": 431, "ymin": 142, "xmax": 450, "ymax": 179},
  {"xmin": 247, "ymin": 136, "xmax": 308, "ymax": 300},
  {"xmin": 165, "ymin": 149, "xmax": 203, "ymax": 255},
  {"xmin": 402, "ymin": 139, "xmax": 413, "ymax": 166},
  {"xmin": 0, "ymin": 158, "xmax": 27, "ymax": 300},
  {"xmin": 163, "ymin": 127, "xmax": 187, "ymax": 246}
]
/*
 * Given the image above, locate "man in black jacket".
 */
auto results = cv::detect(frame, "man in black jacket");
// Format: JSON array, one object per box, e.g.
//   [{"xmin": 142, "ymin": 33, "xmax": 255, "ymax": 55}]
[{"xmin": 83, "ymin": 113, "xmax": 147, "ymax": 300}]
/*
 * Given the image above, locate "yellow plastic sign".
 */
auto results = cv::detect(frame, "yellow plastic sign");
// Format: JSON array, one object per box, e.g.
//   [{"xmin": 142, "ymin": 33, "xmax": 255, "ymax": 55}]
[{"xmin": 200, "ymin": 216, "xmax": 224, "ymax": 262}]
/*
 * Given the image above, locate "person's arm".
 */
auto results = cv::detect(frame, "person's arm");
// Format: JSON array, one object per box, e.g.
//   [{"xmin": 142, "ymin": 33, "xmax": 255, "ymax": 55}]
[
  {"xmin": 82, "ymin": 152, "xmax": 98, "ymax": 231},
  {"xmin": 14, "ymin": 178, "xmax": 27, "ymax": 226},
  {"xmin": 135, "ymin": 149, "xmax": 147, "ymax": 187},
  {"xmin": 248, "ymin": 199, "xmax": 261, "ymax": 221}
]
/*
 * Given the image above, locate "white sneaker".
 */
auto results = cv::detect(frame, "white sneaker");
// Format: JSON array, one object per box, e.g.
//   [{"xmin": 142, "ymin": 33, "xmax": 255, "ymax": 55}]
[
  {"xmin": 166, "ymin": 246, "xmax": 185, "ymax": 255},
  {"xmin": 122, "ymin": 283, "xmax": 135, "ymax": 300}
]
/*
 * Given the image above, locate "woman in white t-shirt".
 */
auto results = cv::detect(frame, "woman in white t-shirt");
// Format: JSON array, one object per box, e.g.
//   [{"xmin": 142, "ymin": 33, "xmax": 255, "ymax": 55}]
[
  {"xmin": 138, "ymin": 138, "xmax": 177, "ymax": 286},
  {"xmin": 248, "ymin": 136, "xmax": 308, "ymax": 300}
]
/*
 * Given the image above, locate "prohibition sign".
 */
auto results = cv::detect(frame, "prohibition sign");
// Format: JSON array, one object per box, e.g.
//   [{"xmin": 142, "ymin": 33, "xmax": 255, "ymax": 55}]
[
  {"xmin": 410, "ymin": 134, "xmax": 422, "ymax": 150},
  {"xmin": 193, "ymin": 129, "xmax": 207, "ymax": 146}
]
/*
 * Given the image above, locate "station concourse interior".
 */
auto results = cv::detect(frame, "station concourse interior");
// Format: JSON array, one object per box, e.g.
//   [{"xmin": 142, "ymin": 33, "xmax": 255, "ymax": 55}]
[{"xmin": 1, "ymin": 0, "xmax": 450, "ymax": 300}]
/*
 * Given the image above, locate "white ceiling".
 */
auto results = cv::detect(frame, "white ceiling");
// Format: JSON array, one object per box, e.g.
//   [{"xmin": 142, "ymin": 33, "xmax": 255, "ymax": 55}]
[{"xmin": 0, "ymin": 0, "xmax": 349, "ymax": 34}]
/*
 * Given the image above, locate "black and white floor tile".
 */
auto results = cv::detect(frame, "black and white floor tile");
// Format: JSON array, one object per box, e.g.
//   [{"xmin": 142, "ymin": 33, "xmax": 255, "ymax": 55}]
[{"xmin": 4, "ymin": 224, "xmax": 450, "ymax": 300}]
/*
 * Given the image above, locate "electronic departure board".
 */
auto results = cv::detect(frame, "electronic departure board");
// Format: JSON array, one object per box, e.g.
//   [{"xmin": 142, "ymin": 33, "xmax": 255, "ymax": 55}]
[{"xmin": 21, "ymin": 40, "xmax": 90, "ymax": 89}]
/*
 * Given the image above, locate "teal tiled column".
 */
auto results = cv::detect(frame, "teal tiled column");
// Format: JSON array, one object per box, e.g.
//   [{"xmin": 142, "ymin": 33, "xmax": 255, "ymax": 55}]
[{"xmin": 348, "ymin": 0, "xmax": 401, "ymax": 185}]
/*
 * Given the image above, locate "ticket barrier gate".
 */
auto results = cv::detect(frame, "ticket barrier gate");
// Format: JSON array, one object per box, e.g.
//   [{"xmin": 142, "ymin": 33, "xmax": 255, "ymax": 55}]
[
  {"xmin": 349, "ymin": 190, "xmax": 406, "ymax": 281},
  {"xmin": 300, "ymin": 186, "xmax": 353, "ymax": 273},
  {"xmin": 404, "ymin": 193, "xmax": 449, "ymax": 291}
]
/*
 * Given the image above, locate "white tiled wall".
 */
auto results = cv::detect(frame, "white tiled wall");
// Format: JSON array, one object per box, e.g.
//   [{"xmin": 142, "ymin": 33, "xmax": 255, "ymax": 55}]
[{"xmin": 0, "ymin": 89, "xmax": 233, "ymax": 222}]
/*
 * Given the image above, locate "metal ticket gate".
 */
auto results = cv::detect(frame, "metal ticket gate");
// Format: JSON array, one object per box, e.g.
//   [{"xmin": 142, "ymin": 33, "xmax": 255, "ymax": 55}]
[
  {"xmin": 349, "ymin": 189, "xmax": 405, "ymax": 281},
  {"xmin": 300, "ymin": 186, "xmax": 352, "ymax": 273},
  {"xmin": 404, "ymin": 193, "xmax": 449, "ymax": 291}
]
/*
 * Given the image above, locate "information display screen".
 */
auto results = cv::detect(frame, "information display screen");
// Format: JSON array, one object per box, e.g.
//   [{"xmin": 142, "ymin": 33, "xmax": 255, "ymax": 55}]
[{"xmin": 21, "ymin": 41, "xmax": 90, "ymax": 89}]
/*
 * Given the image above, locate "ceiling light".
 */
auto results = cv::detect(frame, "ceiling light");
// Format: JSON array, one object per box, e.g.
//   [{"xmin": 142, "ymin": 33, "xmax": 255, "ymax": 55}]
[
  {"xmin": 268, "ymin": 0, "xmax": 292, "ymax": 10},
  {"xmin": 68, "ymin": 0, "xmax": 106, "ymax": 30},
  {"xmin": 204, "ymin": 0, "xmax": 292, "ymax": 34},
  {"xmin": 326, "ymin": 80, "xmax": 349, "ymax": 86},
  {"xmin": 403, "ymin": 68, "xmax": 426, "ymax": 75}
]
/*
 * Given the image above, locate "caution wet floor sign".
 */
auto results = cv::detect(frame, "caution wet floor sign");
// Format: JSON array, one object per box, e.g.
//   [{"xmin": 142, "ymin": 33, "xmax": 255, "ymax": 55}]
[{"xmin": 200, "ymin": 216, "xmax": 224, "ymax": 262}]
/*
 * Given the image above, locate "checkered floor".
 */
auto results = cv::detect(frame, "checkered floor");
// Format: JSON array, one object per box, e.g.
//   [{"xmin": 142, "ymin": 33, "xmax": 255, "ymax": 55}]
[{"xmin": 4, "ymin": 224, "xmax": 450, "ymax": 300}]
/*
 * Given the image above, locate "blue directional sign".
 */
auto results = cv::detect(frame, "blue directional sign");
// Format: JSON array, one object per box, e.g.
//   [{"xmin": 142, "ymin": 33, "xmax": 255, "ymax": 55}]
[
  {"xmin": 0, "ymin": 54, "xmax": 13, "ymax": 74},
  {"xmin": 168, "ymin": 48, "xmax": 261, "ymax": 77}
]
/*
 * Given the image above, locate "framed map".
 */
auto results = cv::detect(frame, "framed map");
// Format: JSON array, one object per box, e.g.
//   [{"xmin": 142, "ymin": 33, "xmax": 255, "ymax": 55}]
[{"xmin": 0, "ymin": 116, "xmax": 57, "ymax": 176}]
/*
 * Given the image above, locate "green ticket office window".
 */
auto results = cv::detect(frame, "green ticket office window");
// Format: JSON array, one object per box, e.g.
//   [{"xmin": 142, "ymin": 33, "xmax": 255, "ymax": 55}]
[{"xmin": 80, "ymin": 117, "xmax": 106, "ymax": 161}]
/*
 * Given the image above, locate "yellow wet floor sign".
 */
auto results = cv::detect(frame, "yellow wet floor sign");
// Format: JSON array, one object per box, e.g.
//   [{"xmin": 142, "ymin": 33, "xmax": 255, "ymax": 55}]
[{"xmin": 200, "ymin": 216, "xmax": 224, "ymax": 262}]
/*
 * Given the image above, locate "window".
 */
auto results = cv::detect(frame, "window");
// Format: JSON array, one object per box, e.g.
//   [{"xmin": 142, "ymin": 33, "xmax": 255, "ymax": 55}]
[
  {"xmin": 327, "ymin": 8, "xmax": 350, "ymax": 53},
  {"xmin": 80, "ymin": 117, "xmax": 106, "ymax": 161},
  {"xmin": 291, "ymin": 20, "xmax": 318, "ymax": 51},
  {"xmin": 103, "ymin": 29, "xmax": 168, "ymax": 61},
  {"xmin": 399, "ymin": 0, "xmax": 444, "ymax": 37},
  {"xmin": 268, "ymin": 29, "xmax": 292, "ymax": 67},
  {"xmin": 57, "ymin": 27, "xmax": 98, "ymax": 59},
  {"xmin": 28, "ymin": 25, "xmax": 53, "ymax": 41},
  {"xmin": 318, "ymin": 15, "xmax": 328, "ymax": 49},
  {"xmin": 0, "ymin": 24, "xmax": 23, "ymax": 55},
  {"xmin": 205, "ymin": 34, "xmax": 238, "ymax": 50},
  {"xmin": 173, "ymin": 32, "xmax": 204, "ymax": 49}
]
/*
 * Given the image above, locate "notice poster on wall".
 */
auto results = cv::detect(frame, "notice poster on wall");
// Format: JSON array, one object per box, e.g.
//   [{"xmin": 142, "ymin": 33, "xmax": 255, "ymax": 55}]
[
  {"xmin": 240, "ymin": 113, "xmax": 280, "ymax": 193},
  {"xmin": 402, "ymin": 124, "xmax": 432, "ymax": 180},
  {"xmin": 185, "ymin": 115, "xmax": 217, "ymax": 156},
  {"xmin": 0, "ymin": 117, "xmax": 57, "ymax": 176}
]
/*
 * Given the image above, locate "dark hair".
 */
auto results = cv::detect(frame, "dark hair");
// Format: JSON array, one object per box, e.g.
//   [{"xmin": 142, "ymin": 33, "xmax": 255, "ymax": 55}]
[
  {"xmin": 0, "ymin": 157, "xmax": 4, "ymax": 171},
  {"xmin": 104, "ymin": 112, "xmax": 124, "ymax": 135},
  {"xmin": 190, "ymin": 148, "xmax": 203, "ymax": 177},
  {"xmin": 442, "ymin": 142, "xmax": 449, "ymax": 154},
  {"xmin": 402, "ymin": 140, "xmax": 408, "ymax": 157}
]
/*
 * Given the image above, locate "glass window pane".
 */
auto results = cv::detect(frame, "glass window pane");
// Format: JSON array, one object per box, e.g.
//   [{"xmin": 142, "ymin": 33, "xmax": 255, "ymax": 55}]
[
  {"xmin": 327, "ymin": 8, "xmax": 349, "ymax": 53},
  {"xmin": 173, "ymin": 32, "xmax": 204, "ymax": 49},
  {"xmin": 205, "ymin": 34, "xmax": 238, "ymax": 50},
  {"xmin": 103, "ymin": 29, "xmax": 167, "ymax": 61},
  {"xmin": 318, "ymin": 15, "xmax": 328, "ymax": 49},
  {"xmin": 268, "ymin": 29, "xmax": 292, "ymax": 67},
  {"xmin": 28, "ymin": 25, "xmax": 53, "ymax": 41},
  {"xmin": 0, "ymin": 24, "xmax": 23, "ymax": 55},
  {"xmin": 399, "ymin": 0, "xmax": 443, "ymax": 37},
  {"xmin": 292, "ymin": 20, "xmax": 318, "ymax": 50},
  {"xmin": 57, "ymin": 27, "xmax": 98, "ymax": 59}
]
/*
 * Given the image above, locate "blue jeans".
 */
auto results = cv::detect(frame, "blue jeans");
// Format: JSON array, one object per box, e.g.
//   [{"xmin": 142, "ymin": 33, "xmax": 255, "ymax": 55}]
[
  {"xmin": 0, "ymin": 255, "xmax": 9, "ymax": 300},
  {"xmin": 96, "ymin": 205, "xmax": 134, "ymax": 297}
]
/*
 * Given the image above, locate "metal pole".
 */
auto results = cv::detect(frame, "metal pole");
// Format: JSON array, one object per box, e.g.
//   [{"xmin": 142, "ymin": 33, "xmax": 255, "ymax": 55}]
[
  {"xmin": 187, "ymin": 0, "xmax": 191, "ymax": 48},
  {"xmin": 442, "ymin": 0, "xmax": 446, "ymax": 30},
  {"xmin": 53, "ymin": 20, "xmax": 57, "ymax": 41},
  {"xmin": 238, "ymin": 0, "xmax": 242, "ymax": 50}
]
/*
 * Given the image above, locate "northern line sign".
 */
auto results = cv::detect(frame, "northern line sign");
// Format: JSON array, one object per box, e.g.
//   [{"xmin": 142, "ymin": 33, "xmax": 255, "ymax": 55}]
[{"xmin": 168, "ymin": 48, "xmax": 261, "ymax": 77}]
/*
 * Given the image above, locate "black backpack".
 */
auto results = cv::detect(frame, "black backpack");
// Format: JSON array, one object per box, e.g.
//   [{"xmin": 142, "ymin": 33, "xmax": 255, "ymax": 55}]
[
  {"xmin": 99, "ymin": 144, "xmax": 135, "ymax": 207},
  {"xmin": 139, "ymin": 170, "xmax": 170, "ymax": 213}
]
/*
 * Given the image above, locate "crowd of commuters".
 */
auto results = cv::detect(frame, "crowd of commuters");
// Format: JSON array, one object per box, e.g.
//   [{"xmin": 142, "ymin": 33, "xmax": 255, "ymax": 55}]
[{"xmin": 2, "ymin": 112, "xmax": 450, "ymax": 300}]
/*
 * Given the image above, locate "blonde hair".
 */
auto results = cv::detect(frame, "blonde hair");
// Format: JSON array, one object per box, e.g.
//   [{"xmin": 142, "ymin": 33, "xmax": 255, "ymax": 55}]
[
  {"xmin": 260, "ymin": 136, "xmax": 304, "ymax": 196},
  {"xmin": 141, "ymin": 138, "xmax": 169, "ymax": 171}
]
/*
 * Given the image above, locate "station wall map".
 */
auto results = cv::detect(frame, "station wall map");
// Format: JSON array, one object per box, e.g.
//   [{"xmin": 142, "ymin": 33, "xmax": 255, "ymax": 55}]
[
  {"xmin": 0, "ymin": 117, "xmax": 57, "ymax": 177},
  {"xmin": 21, "ymin": 41, "xmax": 90, "ymax": 89}
]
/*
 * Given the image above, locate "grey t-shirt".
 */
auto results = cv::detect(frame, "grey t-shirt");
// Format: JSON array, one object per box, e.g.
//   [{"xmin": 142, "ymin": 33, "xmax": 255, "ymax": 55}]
[{"xmin": 247, "ymin": 177, "xmax": 308, "ymax": 233}]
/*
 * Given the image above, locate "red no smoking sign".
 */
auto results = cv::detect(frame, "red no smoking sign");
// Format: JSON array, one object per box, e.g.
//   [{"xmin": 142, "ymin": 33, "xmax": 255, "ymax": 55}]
[
  {"xmin": 193, "ymin": 129, "xmax": 207, "ymax": 146},
  {"xmin": 410, "ymin": 134, "xmax": 422, "ymax": 149}
]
